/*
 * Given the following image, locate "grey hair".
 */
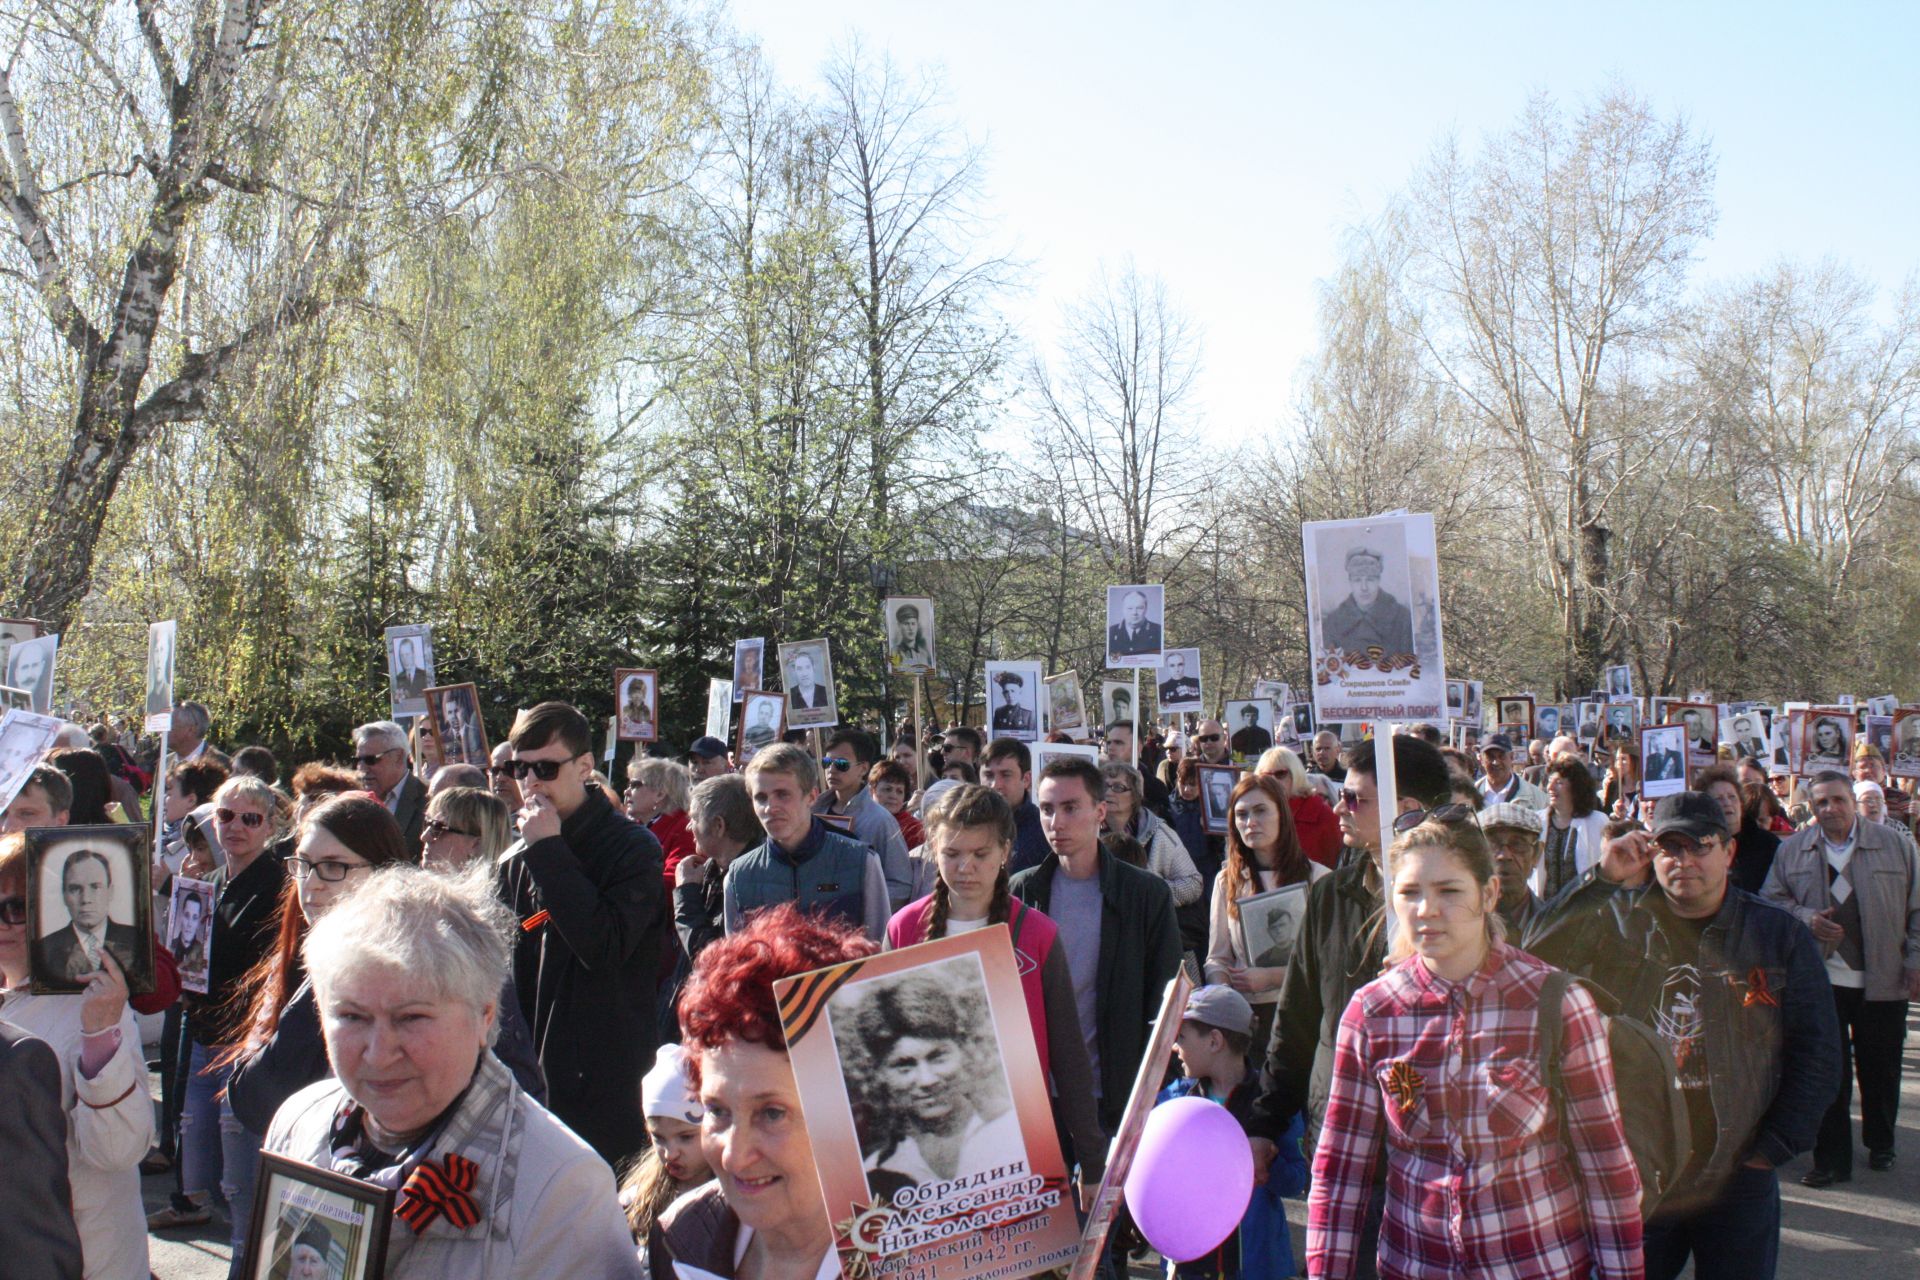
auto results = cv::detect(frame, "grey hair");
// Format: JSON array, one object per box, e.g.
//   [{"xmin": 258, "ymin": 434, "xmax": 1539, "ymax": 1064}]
[
  {"xmin": 1100, "ymin": 760, "xmax": 1145, "ymax": 806},
  {"xmin": 353, "ymin": 720, "xmax": 409, "ymax": 755},
  {"xmin": 303, "ymin": 863, "xmax": 513, "ymax": 1046},
  {"xmin": 626, "ymin": 756, "xmax": 692, "ymax": 813},
  {"xmin": 689, "ymin": 774, "xmax": 763, "ymax": 846},
  {"xmin": 173, "ymin": 701, "xmax": 212, "ymax": 739}
]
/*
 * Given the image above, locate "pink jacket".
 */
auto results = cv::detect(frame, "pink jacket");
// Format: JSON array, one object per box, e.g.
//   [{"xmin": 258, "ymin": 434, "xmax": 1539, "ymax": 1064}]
[{"xmin": 887, "ymin": 894, "xmax": 1059, "ymax": 1078}]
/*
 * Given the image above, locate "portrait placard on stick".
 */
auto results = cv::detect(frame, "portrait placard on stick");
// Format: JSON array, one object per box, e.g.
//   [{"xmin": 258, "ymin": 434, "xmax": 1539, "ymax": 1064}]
[
  {"xmin": 614, "ymin": 668, "xmax": 659, "ymax": 742},
  {"xmin": 1302, "ymin": 513, "xmax": 1445, "ymax": 726},
  {"xmin": 244, "ymin": 1153, "xmax": 393, "ymax": 1280},
  {"xmin": 1222, "ymin": 699, "xmax": 1275, "ymax": 766},
  {"xmin": 1640, "ymin": 725, "xmax": 1688, "ymax": 799},
  {"xmin": 144, "ymin": 620, "xmax": 177, "ymax": 732},
  {"xmin": 168, "ymin": 877, "xmax": 216, "ymax": 995},
  {"xmin": 1888, "ymin": 709, "xmax": 1920, "ymax": 779},
  {"xmin": 705, "ymin": 678, "xmax": 733, "ymax": 741},
  {"xmin": 1495, "ymin": 696, "xmax": 1534, "ymax": 742},
  {"xmin": 0, "ymin": 617, "xmax": 41, "ymax": 684},
  {"xmin": 1100, "ymin": 680, "xmax": 1134, "ymax": 729},
  {"xmin": 1794, "ymin": 707, "xmax": 1853, "ymax": 775},
  {"xmin": 383, "ymin": 624, "xmax": 434, "ymax": 720},
  {"xmin": 1288, "ymin": 702, "xmax": 1316, "ymax": 740},
  {"xmin": 1604, "ymin": 664, "xmax": 1634, "ymax": 701},
  {"xmin": 1669, "ymin": 703, "xmax": 1718, "ymax": 767},
  {"xmin": 775, "ymin": 929, "xmax": 1082, "ymax": 1280},
  {"xmin": 986, "ymin": 661, "xmax": 1042, "ymax": 742},
  {"xmin": 425, "ymin": 683, "xmax": 489, "ymax": 766},
  {"xmin": 27, "ymin": 824, "xmax": 155, "ymax": 996},
  {"xmin": 1104, "ymin": 585, "xmax": 1165, "ymax": 669},
  {"xmin": 1601, "ymin": 699, "xmax": 1639, "ymax": 751},
  {"xmin": 1044, "ymin": 672, "xmax": 1089, "ymax": 741},
  {"xmin": 3, "ymin": 631, "xmax": 58, "ymax": 715},
  {"xmin": 0, "ymin": 708, "xmax": 64, "ymax": 813},
  {"xmin": 732, "ymin": 639, "xmax": 765, "ymax": 704},
  {"xmin": 1725, "ymin": 709, "xmax": 1769, "ymax": 761},
  {"xmin": 1864, "ymin": 714, "xmax": 1893, "ymax": 759},
  {"xmin": 884, "ymin": 597, "xmax": 936, "ymax": 676},
  {"xmin": 1156, "ymin": 648, "xmax": 1203, "ymax": 714},
  {"xmin": 737, "ymin": 690, "xmax": 784, "ymax": 762},
  {"xmin": 778, "ymin": 639, "xmax": 838, "ymax": 731}
]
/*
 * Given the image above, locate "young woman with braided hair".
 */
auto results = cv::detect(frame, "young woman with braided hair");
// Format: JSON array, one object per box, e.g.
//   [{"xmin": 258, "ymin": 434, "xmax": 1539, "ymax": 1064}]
[{"xmin": 882, "ymin": 783, "xmax": 1108, "ymax": 1199}]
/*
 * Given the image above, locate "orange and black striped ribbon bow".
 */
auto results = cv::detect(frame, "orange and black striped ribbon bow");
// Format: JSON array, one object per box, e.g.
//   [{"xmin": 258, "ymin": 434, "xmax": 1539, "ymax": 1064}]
[
  {"xmin": 396, "ymin": 1152, "xmax": 481, "ymax": 1234},
  {"xmin": 1743, "ymin": 967, "xmax": 1779, "ymax": 1008}
]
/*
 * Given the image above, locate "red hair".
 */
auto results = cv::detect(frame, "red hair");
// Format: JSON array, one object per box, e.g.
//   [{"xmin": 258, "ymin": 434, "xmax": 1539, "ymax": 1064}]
[
  {"xmin": 1222, "ymin": 772, "xmax": 1309, "ymax": 921},
  {"xmin": 678, "ymin": 903, "xmax": 875, "ymax": 1065}
]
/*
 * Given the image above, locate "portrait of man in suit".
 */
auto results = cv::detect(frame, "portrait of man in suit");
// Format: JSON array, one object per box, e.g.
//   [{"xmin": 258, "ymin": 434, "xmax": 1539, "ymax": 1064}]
[
  {"xmin": 734, "ymin": 640, "xmax": 764, "ymax": 701},
  {"xmin": 388, "ymin": 632, "xmax": 432, "ymax": 708},
  {"xmin": 1319, "ymin": 545, "xmax": 1413, "ymax": 657},
  {"xmin": 787, "ymin": 650, "xmax": 826, "ymax": 710},
  {"xmin": 1105, "ymin": 585, "xmax": 1164, "ymax": 664},
  {"xmin": 436, "ymin": 685, "xmax": 488, "ymax": 762},
  {"xmin": 168, "ymin": 879, "xmax": 214, "ymax": 992},
  {"xmin": 1642, "ymin": 727, "xmax": 1685, "ymax": 784},
  {"xmin": 34, "ymin": 845, "xmax": 144, "ymax": 988}
]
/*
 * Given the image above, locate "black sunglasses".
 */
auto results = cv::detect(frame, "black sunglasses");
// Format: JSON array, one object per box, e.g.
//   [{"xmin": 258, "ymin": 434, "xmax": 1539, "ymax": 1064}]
[
  {"xmin": 1392, "ymin": 803, "xmax": 1478, "ymax": 834},
  {"xmin": 216, "ymin": 807, "xmax": 267, "ymax": 828},
  {"xmin": 0, "ymin": 896, "xmax": 25, "ymax": 926},
  {"xmin": 1196, "ymin": 733, "xmax": 1224, "ymax": 744},
  {"xmin": 424, "ymin": 818, "xmax": 478, "ymax": 839},
  {"xmin": 823, "ymin": 756, "xmax": 854, "ymax": 773},
  {"xmin": 488, "ymin": 764, "xmax": 516, "ymax": 778},
  {"xmin": 353, "ymin": 748, "xmax": 400, "ymax": 768},
  {"xmin": 511, "ymin": 757, "xmax": 576, "ymax": 781}
]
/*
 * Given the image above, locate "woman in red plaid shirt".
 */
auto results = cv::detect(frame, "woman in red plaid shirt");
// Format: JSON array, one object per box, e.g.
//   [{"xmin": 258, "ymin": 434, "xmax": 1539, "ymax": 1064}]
[{"xmin": 1307, "ymin": 811, "xmax": 1643, "ymax": 1280}]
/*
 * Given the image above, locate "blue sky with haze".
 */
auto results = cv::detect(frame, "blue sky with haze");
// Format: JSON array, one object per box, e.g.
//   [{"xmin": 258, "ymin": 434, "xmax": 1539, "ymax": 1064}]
[{"xmin": 731, "ymin": 1, "xmax": 1920, "ymax": 442}]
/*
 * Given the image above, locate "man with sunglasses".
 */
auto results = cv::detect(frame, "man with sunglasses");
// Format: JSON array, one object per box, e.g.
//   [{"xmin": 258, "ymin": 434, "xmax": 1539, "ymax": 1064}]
[
  {"xmin": 1246, "ymin": 734, "xmax": 1451, "ymax": 1279},
  {"xmin": 351, "ymin": 720, "xmax": 427, "ymax": 851},
  {"xmin": 1525, "ymin": 793, "xmax": 1839, "ymax": 1280},
  {"xmin": 497, "ymin": 700, "xmax": 666, "ymax": 1167},
  {"xmin": 1192, "ymin": 718, "xmax": 1231, "ymax": 766},
  {"xmin": 813, "ymin": 728, "xmax": 911, "ymax": 912}
]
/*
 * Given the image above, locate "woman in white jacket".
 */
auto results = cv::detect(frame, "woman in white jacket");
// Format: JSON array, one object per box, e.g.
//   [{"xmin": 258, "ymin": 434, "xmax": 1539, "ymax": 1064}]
[
  {"xmin": 1099, "ymin": 761, "xmax": 1203, "ymax": 906},
  {"xmin": 1538, "ymin": 756, "xmax": 1610, "ymax": 898},
  {"xmin": 0, "ymin": 833, "xmax": 152, "ymax": 1280}
]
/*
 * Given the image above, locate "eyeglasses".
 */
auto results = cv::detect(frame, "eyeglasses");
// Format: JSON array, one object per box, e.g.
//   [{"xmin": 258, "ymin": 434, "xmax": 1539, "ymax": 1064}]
[
  {"xmin": 510, "ymin": 757, "xmax": 576, "ymax": 780},
  {"xmin": 352, "ymin": 748, "xmax": 401, "ymax": 769},
  {"xmin": 1392, "ymin": 803, "xmax": 1477, "ymax": 834},
  {"xmin": 1104, "ymin": 784, "xmax": 1134, "ymax": 797},
  {"xmin": 216, "ymin": 807, "xmax": 266, "ymax": 828},
  {"xmin": 289, "ymin": 857, "xmax": 371, "ymax": 882},
  {"xmin": 1196, "ymin": 733, "xmax": 1224, "ymax": 744},
  {"xmin": 424, "ymin": 819, "xmax": 478, "ymax": 839},
  {"xmin": 823, "ymin": 757, "xmax": 854, "ymax": 773},
  {"xmin": 0, "ymin": 896, "xmax": 25, "ymax": 926},
  {"xmin": 1654, "ymin": 837, "xmax": 1720, "ymax": 862},
  {"xmin": 1338, "ymin": 788, "xmax": 1362, "ymax": 810},
  {"xmin": 488, "ymin": 764, "xmax": 516, "ymax": 779}
]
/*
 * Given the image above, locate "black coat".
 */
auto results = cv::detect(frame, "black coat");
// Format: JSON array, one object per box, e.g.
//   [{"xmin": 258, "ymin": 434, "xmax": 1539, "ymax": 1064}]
[
  {"xmin": 498, "ymin": 787, "xmax": 665, "ymax": 1166},
  {"xmin": 0, "ymin": 1024, "xmax": 84, "ymax": 1280},
  {"xmin": 391, "ymin": 773, "xmax": 428, "ymax": 853},
  {"xmin": 227, "ymin": 975, "xmax": 548, "ymax": 1137},
  {"xmin": 190, "ymin": 849, "xmax": 287, "ymax": 1048}
]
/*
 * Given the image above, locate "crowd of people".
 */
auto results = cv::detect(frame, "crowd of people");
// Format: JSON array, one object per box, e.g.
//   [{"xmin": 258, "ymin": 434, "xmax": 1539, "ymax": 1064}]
[{"xmin": 0, "ymin": 691, "xmax": 1914, "ymax": 1280}]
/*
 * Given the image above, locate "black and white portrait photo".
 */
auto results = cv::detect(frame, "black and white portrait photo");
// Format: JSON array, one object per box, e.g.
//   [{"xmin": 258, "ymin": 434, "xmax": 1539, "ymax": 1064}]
[
  {"xmin": 1864, "ymin": 715, "xmax": 1893, "ymax": 760},
  {"xmin": 0, "ymin": 708, "xmax": 63, "ymax": 814},
  {"xmin": 1102, "ymin": 680, "xmax": 1134, "ymax": 729},
  {"xmin": 1238, "ymin": 883, "xmax": 1308, "ymax": 970},
  {"xmin": 1290, "ymin": 702, "xmax": 1316, "ymax": 738},
  {"xmin": 1640, "ymin": 725, "xmax": 1688, "ymax": 799},
  {"xmin": 1044, "ymin": 672, "xmax": 1088, "ymax": 739},
  {"xmin": 705, "ymin": 678, "xmax": 733, "ymax": 741},
  {"xmin": 383, "ymin": 624, "xmax": 435, "ymax": 720},
  {"xmin": 1604, "ymin": 665, "xmax": 1633, "ymax": 701},
  {"xmin": 1224, "ymin": 699, "xmax": 1274, "ymax": 763},
  {"xmin": 427, "ymin": 683, "xmax": 489, "ymax": 765},
  {"xmin": 1199, "ymin": 765, "xmax": 1240, "ymax": 836},
  {"xmin": 27, "ymin": 825, "xmax": 154, "ymax": 995},
  {"xmin": 1802, "ymin": 711, "xmax": 1852, "ymax": 772},
  {"xmin": 1867, "ymin": 695, "xmax": 1898, "ymax": 718},
  {"xmin": 1104, "ymin": 584, "xmax": 1165, "ymax": 668},
  {"xmin": 0, "ymin": 617, "xmax": 39, "ymax": 682},
  {"xmin": 827, "ymin": 954, "xmax": 1022, "ymax": 1203},
  {"xmin": 1727, "ymin": 710, "xmax": 1769, "ymax": 761},
  {"xmin": 1464, "ymin": 680, "xmax": 1484, "ymax": 728},
  {"xmin": 615, "ymin": 668, "xmax": 658, "ymax": 742},
  {"xmin": 1252, "ymin": 678, "xmax": 1291, "ymax": 708},
  {"xmin": 168, "ymin": 877, "xmax": 216, "ymax": 995},
  {"xmin": 1890, "ymin": 711, "xmax": 1920, "ymax": 777},
  {"xmin": 779, "ymin": 639, "xmax": 838, "ymax": 730},
  {"xmin": 1576, "ymin": 701, "xmax": 1602, "ymax": 743},
  {"xmin": 0, "ymin": 685, "xmax": 29, "ymax": 712},
  {"xmin": 985, "ymin": 661, "xmax": 1041, "ymax": 742},
  {"xmin": 884, "ymin": 597, "xmax": 936, "ymax": 676},
  {"xmin": 737, "ymin": 691, "xmax": 785, "ymax": 760},
  {"xmin": 1496, "ymin": 696, "xmax": 1534, "ymax": 735},
  {"xmin": 1156, "ymin": 648, "xmax": 1203, "ymax": 712},
  {"xmin": 732, "ymin": 638, "xmax": 765, "ymax": 703},
  {"xmin": 1602, "ymin": 701, "xmax": 1638, "ymax": 750},
  {"xmin": 1674, "ymin": 704, "xmax": 1718, "ymax": 763},
  {"xmin": 4, "ymin": 631, "xmax": 57, "ymax": 715},
  {"xmin": 1534, "ymin": 703, "xmax": 1563, "ymax": 741},
  {"xmin": 245, "ymin": 1155, "xmax": 392, "ymax": 1280},
  {"xmin": 1315, "ymin": 535, "xmax": 1413, "ymax": 658},
  {"xmin": 1301, "ymin": 514, "xmax": 1448, "ymax": 726},
  {"xmin": 144, "ymin": 619, "xmax": 177, "ymax": 730},
  {"xmin": 1445, "ymin": 680, "xmax": 1466, "ymax": 722}
]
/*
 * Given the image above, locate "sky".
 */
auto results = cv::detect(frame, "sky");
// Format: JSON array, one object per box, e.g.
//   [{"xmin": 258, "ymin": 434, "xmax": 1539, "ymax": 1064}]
[{"xmin": 728, "ymin": 1, "xmax": 1920, "ymax": 444}]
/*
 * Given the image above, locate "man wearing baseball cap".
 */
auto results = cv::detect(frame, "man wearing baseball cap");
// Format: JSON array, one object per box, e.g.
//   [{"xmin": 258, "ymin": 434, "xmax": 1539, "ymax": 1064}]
[
  {"xmin": 1526, "ymin": 792, "xmax": 1839, "ymax": 1280},
  {"xmin": 686, "ymin": 735, "xmax": 732, "ymax": 780},
  {"xmin": 1477, "ymin": 801, "xmax": 1547, "ymax": 934},
  {"xmin": 1476, "ymin": 732, "xmax": 1547, "ymax": 809}
]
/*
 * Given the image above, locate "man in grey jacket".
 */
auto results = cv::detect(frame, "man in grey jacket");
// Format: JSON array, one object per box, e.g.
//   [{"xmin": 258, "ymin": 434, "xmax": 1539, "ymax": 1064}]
[{"xmin": 1762, "ymin": 770, "xmax": 1920, "ymax": 1185}]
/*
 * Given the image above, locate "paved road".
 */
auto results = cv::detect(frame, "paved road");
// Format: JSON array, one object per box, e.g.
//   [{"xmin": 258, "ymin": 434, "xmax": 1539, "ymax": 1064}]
[{"xmin": 141, "ymin": 1013, "xmax": 1920, "ymax": 1278}]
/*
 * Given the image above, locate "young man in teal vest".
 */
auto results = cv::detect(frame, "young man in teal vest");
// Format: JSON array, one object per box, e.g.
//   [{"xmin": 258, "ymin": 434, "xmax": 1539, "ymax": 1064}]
[{"xmin": 725, "ymin": 743, "xmax": 890, "ymax": 940}]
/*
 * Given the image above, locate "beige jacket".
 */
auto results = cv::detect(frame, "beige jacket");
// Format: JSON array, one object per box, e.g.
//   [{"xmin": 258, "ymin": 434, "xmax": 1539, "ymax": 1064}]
[
  {"xmin": 265, "ymin": 1050, "xmax": 642, "ymax": 1280},
  {"xmin": 1762, "ymin": 819, "xmax": 1920, "ymax": 1002},
  {"xmin": 1204, "ymin": 862, "xmax": 1329, "ymax": 1004}
]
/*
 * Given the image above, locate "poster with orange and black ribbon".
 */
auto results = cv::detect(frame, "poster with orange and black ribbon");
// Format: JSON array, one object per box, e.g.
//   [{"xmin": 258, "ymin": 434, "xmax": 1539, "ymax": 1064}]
[{"xmin": 775, "ymin": 928, "xmax": 1080, "ymax": 1280}]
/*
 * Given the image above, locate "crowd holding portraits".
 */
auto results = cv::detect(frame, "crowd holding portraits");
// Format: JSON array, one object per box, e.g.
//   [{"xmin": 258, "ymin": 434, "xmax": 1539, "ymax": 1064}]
[
  {"xmin": 26, "ymin": 824, "xmax": 154, "ymax": 995},
  {"xmin": 614, "ymin": 668, "xmax": 659, "ymax": 742}
]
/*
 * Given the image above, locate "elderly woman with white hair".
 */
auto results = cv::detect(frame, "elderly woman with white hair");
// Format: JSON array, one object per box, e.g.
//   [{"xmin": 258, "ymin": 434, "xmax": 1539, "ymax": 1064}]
[
  {"xmin": 264, "ymin": 865, "xmax": 641, "ymax": 1278},
  {"xmin": 625, "ymin": 756, "xmax": 695, "ymax": 886}
]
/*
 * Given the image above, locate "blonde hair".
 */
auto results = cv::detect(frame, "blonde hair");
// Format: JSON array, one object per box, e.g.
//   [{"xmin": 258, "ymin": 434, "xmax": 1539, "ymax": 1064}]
[
  {"xmin": 1383, "ymin": 817, "xmax": 1505, "ymax": 965},
  {"xmin": 211, "ymin": 774, "xmax": 290, "ymax": 834},
  {"xmin": 626, "ymin": 756, "xmax": 693, "ymax": 814},
  {"xmin": 1253, "ymin": 745, "xmax": 1310, "ymax": 793}
]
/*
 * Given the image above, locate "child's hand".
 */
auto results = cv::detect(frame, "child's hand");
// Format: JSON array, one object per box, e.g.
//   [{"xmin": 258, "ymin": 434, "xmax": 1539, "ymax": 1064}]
[{"xmin": 1248, "ymin": 1137, "xmax": 1277, "ymax": 1185}]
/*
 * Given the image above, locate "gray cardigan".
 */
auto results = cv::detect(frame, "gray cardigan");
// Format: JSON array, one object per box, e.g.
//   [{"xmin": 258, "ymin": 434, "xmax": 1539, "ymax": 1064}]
[{"xmin": 1762, "ymin": 819, "xmax": 1920, "ymax": 1001}]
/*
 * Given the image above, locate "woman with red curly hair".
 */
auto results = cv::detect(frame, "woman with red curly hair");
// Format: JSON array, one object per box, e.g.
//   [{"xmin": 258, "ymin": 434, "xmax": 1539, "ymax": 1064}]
[{"xmin": 650, "ymin": 903, "xmax": 875, "ymax": 1280}]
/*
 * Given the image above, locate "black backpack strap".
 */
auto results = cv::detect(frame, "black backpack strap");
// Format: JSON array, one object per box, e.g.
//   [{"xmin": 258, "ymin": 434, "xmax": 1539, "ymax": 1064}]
[
  {"xmin": 1536, "ymin": 969, "xmax": 1572, "ymax": 1091},
  {"xmin": 1008, "ymin": 899, "xmax": 1027, "ymax": 951}
]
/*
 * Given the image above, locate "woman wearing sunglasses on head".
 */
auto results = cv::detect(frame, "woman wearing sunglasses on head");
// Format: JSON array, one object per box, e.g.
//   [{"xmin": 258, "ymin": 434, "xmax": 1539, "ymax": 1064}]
[
  {"xmin": 148, "ymin": 774, "xmax": 288, "ymax": 1256},
  {"xmin": 227, "ymin": 795, "xmax": 546, "ymax": 1139}
]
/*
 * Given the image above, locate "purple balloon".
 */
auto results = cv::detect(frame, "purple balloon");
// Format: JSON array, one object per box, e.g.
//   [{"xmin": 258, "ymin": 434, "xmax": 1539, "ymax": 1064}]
[{"xmin": 1123, "ymin": 1096, "xmax": 1255, "ymax": 1262}]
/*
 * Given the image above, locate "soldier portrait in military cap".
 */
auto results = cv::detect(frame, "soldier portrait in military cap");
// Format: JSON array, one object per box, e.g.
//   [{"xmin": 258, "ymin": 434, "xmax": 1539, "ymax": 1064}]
[
  {"xmin": 985, "ymin": 661, "xmax": 1042, "ymax": 742},
  {"xmin": 1317, "ymin": 540, "xmax": 1414, "ymax": 659}
]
